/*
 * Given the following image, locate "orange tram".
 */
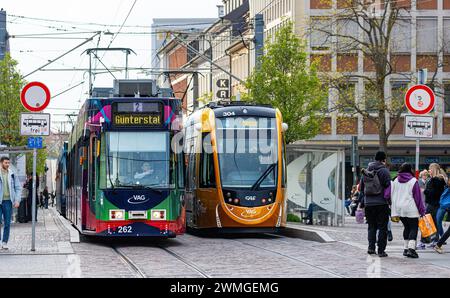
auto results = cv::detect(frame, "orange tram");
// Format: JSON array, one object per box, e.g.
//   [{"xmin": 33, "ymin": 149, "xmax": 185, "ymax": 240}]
[{"xmin": 183, "ymin": 102, "xmax": 288, "ymax": 232}]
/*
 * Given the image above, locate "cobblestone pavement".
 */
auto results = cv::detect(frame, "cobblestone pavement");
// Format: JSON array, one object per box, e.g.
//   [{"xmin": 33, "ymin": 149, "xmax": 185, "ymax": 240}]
[{"xmin": 2, "ymin": 209, "xmax": 450, "ymax": 278}]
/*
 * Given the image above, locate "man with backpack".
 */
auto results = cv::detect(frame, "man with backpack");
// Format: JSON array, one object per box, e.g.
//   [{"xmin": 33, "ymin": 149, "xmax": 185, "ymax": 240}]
[{"xmin": 359, "ymin": 151, "xmax": 392, "ymax": 257}]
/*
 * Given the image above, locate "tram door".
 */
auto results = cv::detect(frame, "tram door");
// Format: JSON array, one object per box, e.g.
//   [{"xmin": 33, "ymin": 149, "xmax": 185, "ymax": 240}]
[{"xmin": 86, "ymin": 135, "xmax": 98, "ymax": 231}]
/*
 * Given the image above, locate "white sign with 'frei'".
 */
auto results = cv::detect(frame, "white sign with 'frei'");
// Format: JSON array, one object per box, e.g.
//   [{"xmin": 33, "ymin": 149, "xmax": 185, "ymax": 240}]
[
  {"xmin": 404, "ymin": 115, "xmax": 433, "ymax": 139},
  {"xmin": 20, "ymin": 113, "xmax": 51, "ymax": 136}
]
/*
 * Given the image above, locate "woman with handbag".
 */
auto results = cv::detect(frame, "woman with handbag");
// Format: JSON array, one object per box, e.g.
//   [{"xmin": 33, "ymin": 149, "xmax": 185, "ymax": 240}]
[{"xmin": 391, "ymin": 163, "xmax": 426, "ymax": 258}]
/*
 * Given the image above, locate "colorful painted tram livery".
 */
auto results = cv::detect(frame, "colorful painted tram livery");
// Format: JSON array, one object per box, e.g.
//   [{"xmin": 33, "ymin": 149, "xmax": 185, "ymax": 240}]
[
  {"xmin": 58, "ymin": 84, "xmax": 185, "ymax": 237},
  {"xmin": 184, "ymin": 102, "xmax": 288, "ymax": 232}
]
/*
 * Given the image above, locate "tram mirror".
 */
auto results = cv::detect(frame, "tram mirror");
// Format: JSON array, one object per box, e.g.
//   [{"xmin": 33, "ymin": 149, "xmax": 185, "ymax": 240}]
[
  {"xmin": 282, "ymin": 123, "xmax": 289, "ymax": 132},
  {"xmin": 194, "ymin": 123, "xmax": 202, "ymax": 132}
]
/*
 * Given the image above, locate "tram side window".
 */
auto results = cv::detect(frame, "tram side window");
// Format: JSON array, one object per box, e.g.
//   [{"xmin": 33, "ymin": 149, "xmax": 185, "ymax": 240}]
[
  {"xmin": 200, "ymin": 152, "xmax": 216, "ymax": 188},
  {"xmin": 177, "ymin": 153, "xmax": 185, "ymax": 189}
]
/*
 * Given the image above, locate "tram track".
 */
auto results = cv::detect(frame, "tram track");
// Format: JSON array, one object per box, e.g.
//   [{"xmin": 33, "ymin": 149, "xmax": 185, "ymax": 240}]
[
  {"xmin": 112, "ymin": 246, "xmax": 147, "ymax": 278},
  {"xmin": 158, "ymin": 245, "xmax": 211, "ymax": 278},
  {"xmin": 263, "ymin": 234, "xmax": 411, "ymax": 278},
  {"xmin": 231, "ymin": 237, "xmax": 346, "ymax": 278}
]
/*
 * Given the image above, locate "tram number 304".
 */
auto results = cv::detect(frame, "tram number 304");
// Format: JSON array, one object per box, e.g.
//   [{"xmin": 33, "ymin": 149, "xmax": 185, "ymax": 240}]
[
  {"xmin": 117, "ymin": 226, "xmax": 133, "ymax": 234},
  {"xmin": 223, "ymin": 111, "xmax": 236, "ymax": 117}
]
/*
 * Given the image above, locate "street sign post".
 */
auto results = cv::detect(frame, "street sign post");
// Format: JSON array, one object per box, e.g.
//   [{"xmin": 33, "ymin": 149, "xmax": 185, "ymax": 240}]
[
  {"xmin": 20, "ymin": 82, "xmax": 51, "ymax": 112},
  {"xmin": 20, "ymin": 113, "xmax": 51, "ymax": 136},
  {"xmin": 404, "ymin": 85, "xmax": 435, "ymax": 178},
  {"xmin": 20, "ymin": 82, "xmax": 51, "ymax": 252}
]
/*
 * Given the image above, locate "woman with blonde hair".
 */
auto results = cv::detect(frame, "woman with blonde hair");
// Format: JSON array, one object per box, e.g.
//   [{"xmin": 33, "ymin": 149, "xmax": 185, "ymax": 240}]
[{"xmin": 423, "ymin": 163, "xmax": 447, "ymax": 246}]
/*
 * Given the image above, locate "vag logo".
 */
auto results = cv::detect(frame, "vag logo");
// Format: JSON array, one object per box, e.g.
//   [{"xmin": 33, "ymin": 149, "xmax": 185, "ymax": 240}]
[
  {"xmin": 127, "ymin": 195, "xmax": 150, "ymax": 205},
  {"xmin": 244, "ymin": 196, "xmax": 256, "ymax": 201},
  {"xmin": 241, "ymin": 208, "xmax": 257, "ymax": 217}
]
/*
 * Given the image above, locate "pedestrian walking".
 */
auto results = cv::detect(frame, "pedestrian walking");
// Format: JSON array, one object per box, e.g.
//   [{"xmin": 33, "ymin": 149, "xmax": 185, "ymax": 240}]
[
  {"xmin": 0, "ymin": 157, "xmax": 22, "ymax": 250},
  {"xmin": 418, "ymin": 170, "xmax": 429, "ymax": 197},
  {"xmin": 390, "ymin": 163, "xmax": 426, "ymax": 258},
  {"xmin": 434, "ymin": 194, "xmax": 450, "ymax": 254},
  {"xmin": 26, "ymin": 174, "xmax": 39, "ymax": 222},
  {"xmin": 434, "ymin": 181, "xmax": 450, "ymax": 245},
  {"xmin": 359, "ymin": 151, "xmax": 392, "ymax": 257},
  {"xmin": 422, "ymin": 163, "xmax": 447, "ymax": 247},
  {"xmin": 43, "ymin": 186, "xmax": 49, "ymax": 209}
]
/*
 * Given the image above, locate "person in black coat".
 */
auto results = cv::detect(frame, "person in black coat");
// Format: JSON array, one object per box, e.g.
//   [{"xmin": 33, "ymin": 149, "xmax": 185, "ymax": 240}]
[
  {"xmin": 26, "ymin": 174, "xmax": 39, "ymax": 222},
  {"xmin": 423, "ymin": 163, "xmax": 447, "ymax": 244},
  {"xmin": 359, "ymin": 151, "xmax": 392, "ymax": 257}
]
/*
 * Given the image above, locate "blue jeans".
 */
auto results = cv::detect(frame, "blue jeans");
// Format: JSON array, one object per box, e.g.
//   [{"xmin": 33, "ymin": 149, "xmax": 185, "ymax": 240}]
[
  {"xmin": 436, "ymin": 207, "xmax": 448, "ymax": 239},
  {"xmin": 0, "ymin": 201, "xmax": 12, "ymax": 243}
]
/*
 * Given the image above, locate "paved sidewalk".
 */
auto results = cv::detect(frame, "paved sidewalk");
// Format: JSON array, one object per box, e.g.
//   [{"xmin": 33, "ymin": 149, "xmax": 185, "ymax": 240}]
[
  {"xmin": 0, "ymin": 207, "xmax": 75, "ymax": 277},
  {"xmin": 0, "ymin": 207, "xmax": 72, "ymax": 254},
  {"xmin": 288, "ymin": 216, "xmax": 450, "ymax": 273}
]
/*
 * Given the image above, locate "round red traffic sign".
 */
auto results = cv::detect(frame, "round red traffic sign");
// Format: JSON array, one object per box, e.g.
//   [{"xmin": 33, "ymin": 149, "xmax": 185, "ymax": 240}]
[
  {"xmin": 404, "ymin": 85, "xmax": 435, "ymax": 115},
  {"xmin": 20, "ymin": 82, "xmax": 51, "ymax": 112}
]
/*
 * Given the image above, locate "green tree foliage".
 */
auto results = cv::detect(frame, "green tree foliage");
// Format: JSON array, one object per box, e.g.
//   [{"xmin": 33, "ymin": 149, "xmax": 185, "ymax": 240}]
[
  {"xmin": 0, "ymin": 54, "xmax": 47, "ymax": 174},
  {"xmin": 0, "ymin": 53, "xmax": 27, "ymax": 146},
  {"xmin": 244, "ymin": 22, "xmax": 328, "ymax": 143},
  {"xmin": 26, "ymin": 150, "xmax": 47, "ymax": 175}
]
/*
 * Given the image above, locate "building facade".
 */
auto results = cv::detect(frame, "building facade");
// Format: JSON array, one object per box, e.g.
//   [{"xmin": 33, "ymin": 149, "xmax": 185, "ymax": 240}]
[
  {"xmin": 156, "ymin": 1, "xmax": 450, "ymax": 180},
  {"xmin": 151, "ymin": 18, "xmax": 216, "ymax": 75},
  {"xmin": 156, "ymin": 1, "xmax": 251, "ymax": 114},
  {"xmin": 303, "ymin": 0, "xmax": 450, "ymax": 178},
  {"xmin": 0, "ymin": 9, "xmax": 9, "ymax": 60}
]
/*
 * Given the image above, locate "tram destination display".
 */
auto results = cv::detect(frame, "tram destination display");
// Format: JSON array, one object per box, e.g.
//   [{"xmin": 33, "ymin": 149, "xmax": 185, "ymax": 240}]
[{"xmin": 112, "ymin": 102, "xmax": 163, "ymax": 128}]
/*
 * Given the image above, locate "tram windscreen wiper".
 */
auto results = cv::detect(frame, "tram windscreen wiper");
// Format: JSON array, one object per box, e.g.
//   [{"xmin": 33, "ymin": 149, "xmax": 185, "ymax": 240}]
[{"xmin": 250, "ymin": 163, "xmax": 277, "ymax": 191}]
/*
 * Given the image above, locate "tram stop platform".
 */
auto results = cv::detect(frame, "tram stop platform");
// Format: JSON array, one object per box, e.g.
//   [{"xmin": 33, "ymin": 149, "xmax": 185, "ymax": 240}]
[{"xmin": 0, "ymin": 207, "xmax": 77, "ymax": 277}]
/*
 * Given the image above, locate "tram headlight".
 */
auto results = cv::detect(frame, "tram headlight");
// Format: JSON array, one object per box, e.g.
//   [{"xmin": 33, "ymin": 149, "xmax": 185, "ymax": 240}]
[
  {"xmin": 110, "ymin": 210, "xmax": 125, "ymax": 221},
  {"xmin": 233, "ymin": 198, "xmax": 240, "ymax": 204},
  {"xmin": 151, "ymin": 210, "xmax": 166, "ymax": 221}
]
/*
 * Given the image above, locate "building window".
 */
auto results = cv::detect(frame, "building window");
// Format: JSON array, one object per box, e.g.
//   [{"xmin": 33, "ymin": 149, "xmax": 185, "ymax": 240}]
[
  {"xmin": 336, "ymin": 18, "xmax": 359, "ymax": 52},
  {"xmin": 364, "ymin": 84, "xmax": 378, "ymax": 113},
  {"xmin": 310, "ymin": 17, "xmax": 331, "ymax": 50},
  {"xmin": 391, "ymin": 19, "xmax": 411, "ymax": 53},
  {"xmin": 444, "ymin": 19, "xmax": 450, "ymax": 53},
  {"xmin": 445, "ymin": 84, "xmax": 450, "ymax": 113},
  {"xmin": 416, "ymin": 18, "xmax": 437, "ymax": 53},
  {"xmin": 338, "ymin": 83, "xmax": 356, "ymax": 113},
  {"xmin": 391, "ymin": 82, "xmax": 409, "ymax": 112}
]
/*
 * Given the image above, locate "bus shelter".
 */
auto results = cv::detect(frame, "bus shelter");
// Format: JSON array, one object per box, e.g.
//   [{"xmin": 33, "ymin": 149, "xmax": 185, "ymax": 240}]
[{"xmin": 286, "ymin": 145, "xmax": 346, "ymax": 227}]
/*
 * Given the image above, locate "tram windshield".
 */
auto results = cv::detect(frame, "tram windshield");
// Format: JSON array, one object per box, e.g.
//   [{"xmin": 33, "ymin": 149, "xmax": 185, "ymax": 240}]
[
  {"xmin": 106, "ymin": 131, "xmax": 169, "ymax": 188},
  {"xmin": 215, "ymin": 117, "xmax": 278, "ymax": 189}
]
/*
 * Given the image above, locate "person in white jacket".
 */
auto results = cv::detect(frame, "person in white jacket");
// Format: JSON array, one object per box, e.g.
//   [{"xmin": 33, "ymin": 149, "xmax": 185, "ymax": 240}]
[
  {"xmin": 391, "ymin": 163, "xmax": 426, "ymax": 259},
  {"xmin": 0, "ymin": 157, "xmax": 22, "ymax": 250}
]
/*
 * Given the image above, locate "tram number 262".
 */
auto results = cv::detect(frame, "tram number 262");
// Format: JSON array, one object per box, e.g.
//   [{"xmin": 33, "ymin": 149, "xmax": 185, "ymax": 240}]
[{"xmin": 117, "ymin": 226, "xmax": 133, "ymax": 234}]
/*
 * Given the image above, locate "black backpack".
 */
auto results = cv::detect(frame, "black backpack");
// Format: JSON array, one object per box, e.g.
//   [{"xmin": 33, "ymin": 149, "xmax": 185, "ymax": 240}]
[{"xmin": 362, "ymin": 168, "xmax": 383, "ymax": 196}]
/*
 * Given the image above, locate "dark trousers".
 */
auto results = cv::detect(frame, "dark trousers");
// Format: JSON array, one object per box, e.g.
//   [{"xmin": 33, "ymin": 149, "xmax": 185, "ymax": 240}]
[
  {"xmin": 365, "ymin": 204, "xmax": 390, "ymax": 253},
  {"xmin": 437, "ymin": 224, "xmax": 450, "ymax": 247},
  {"xmin": 400, "ymin": 217, "xmax": 419, "ymax": 241}
]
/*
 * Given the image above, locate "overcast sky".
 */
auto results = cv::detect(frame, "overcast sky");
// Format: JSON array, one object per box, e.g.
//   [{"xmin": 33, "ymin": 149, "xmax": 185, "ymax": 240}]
[{"xmin": 2, "ymin": 0, "xmax": 220, "ymax": 131}]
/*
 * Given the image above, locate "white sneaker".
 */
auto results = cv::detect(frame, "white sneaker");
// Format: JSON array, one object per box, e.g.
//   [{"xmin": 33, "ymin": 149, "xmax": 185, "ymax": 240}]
[{"xmin": 1, "ymin": 242, "xmax": 8, "ymax": 250}]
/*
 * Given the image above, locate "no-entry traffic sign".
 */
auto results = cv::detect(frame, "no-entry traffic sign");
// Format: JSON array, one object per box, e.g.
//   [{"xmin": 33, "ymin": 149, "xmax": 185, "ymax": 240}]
[
  {"xmin": 20, "ymin": 82, "xmax": 51, "ymax": 112},
  {"xmin": 405, "ymin": 85, "xmax": 435, "ymax": 115}
]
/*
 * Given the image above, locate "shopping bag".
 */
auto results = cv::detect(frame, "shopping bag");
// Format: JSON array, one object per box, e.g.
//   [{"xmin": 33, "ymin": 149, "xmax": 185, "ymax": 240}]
[
  {"xmin": 355, "ymin": 209, "xmax": 365, "ymax": 224},
  {"xmin": 419, "ymin": 214, "xmax": 437, "ymax": 238}
]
